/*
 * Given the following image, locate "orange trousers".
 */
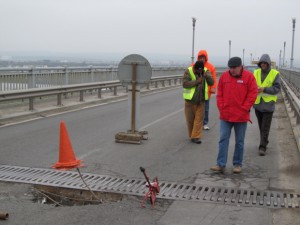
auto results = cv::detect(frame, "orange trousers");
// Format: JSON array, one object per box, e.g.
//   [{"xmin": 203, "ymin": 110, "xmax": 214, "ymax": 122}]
[{"xmin": 184, "ymin": 101, "xmax": 205, "ymax": 139}]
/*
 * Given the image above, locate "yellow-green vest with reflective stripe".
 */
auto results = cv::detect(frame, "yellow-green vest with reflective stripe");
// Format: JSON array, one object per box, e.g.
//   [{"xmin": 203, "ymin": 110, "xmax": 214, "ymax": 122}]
[
  {"xmin": 254, "ymin": 69, "xmax": 278, "ymax": 104},
  {"xmin": 183, "ymin": 66, "xmax": 209, "ymax": 100}
]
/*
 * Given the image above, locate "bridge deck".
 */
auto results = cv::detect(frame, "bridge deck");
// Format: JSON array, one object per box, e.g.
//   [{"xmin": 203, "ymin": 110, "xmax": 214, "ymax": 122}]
[{"xmin": 0, "ymin": 87, "xmax": 300, "ymax": 224}]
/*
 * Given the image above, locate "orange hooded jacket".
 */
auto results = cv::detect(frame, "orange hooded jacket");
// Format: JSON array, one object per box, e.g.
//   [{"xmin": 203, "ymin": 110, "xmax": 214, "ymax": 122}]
[{"xmin": 196, "ymin": 50, "xmax": 217, "ymax": 98}]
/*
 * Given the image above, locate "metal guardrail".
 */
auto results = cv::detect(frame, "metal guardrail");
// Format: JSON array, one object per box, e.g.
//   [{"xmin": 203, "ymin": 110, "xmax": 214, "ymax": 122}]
[
  {"xmin": 0, "ymin": 65, "xmax": 228, "ymax": 92},
  {"xmin": 279, "ymin": 69, "xmax": 300, "ymax": 152},
  {"xmin": 1, "ymin": 67, "xmax": 298, "ymax": 114},
  {"xmin": 0, "ymin": 75, "xmax": 182, "ymax": 111},
  {"xmin": 0, "ymin": 66, "xmax": 186, "ymax": 92},
  {"xmin": 281, "ymin": 77, "xmax": 300, "ymax": 123},
  {"xmin": 280, "ymin": 69, "xmax": 300, "ymax": 118},
  {"xmin": 280, "ymin": 69, "xmax": 300, "ymax": 93}
]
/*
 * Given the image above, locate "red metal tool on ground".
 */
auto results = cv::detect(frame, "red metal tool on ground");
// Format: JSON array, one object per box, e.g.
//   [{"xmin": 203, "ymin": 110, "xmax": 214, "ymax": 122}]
[{"xmin": 140, "ymin": 167, "xmax": 160, "ymax": 208}]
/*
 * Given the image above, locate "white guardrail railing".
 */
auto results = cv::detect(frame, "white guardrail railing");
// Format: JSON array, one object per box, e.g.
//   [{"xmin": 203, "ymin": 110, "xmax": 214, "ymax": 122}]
[
  {"xmin": 0, "ymin": 66, "xmax": 227, "ymax": 119},
  {"xmin": 0, "ymin": 66, "xmax": 186, "ymax": 92},
  {"xmin": 0, "ymin": 66, "xmax": 228, "ymax": 92},
  {"xmin": 279, "ymin": 68, "xmax": 300, "ymax": 152},
  {"xmin": 0, "ymin": 67, "xmax": 300, "ymax": 127},
  {"xmin": 0, "ymin": 75, "xmax": 183, "ymax": 111}
]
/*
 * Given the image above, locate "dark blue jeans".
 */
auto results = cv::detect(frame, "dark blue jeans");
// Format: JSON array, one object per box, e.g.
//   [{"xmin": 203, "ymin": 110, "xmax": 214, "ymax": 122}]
[
  {"xmin": 203, "ymin": 100, "xmax": 209, "ymax": 125},
  {"xmin": 216, "ymin": 120, "xmax": 247, "ymax": 167}
]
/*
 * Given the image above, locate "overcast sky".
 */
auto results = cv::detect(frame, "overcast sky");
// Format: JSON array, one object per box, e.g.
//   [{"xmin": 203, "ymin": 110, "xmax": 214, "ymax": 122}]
[{"xmin": 0, "ymin": 0, "xmax": 299, "ymax": 66}]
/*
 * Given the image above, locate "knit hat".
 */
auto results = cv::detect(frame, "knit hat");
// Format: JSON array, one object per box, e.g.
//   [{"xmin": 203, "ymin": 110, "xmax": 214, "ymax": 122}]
[
  {"xmin": 194, "ymin": 61, "xmax": 204, "ymax": 70},
  {"xmin": 228, "ymin": 57, "xmax": 242, "ymax": 67}
]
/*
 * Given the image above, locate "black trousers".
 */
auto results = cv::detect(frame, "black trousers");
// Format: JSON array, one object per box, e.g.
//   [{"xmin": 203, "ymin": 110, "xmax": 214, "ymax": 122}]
[{"xmin": 255, "ymin": 109, "xmax": 273, "ymax": 149}]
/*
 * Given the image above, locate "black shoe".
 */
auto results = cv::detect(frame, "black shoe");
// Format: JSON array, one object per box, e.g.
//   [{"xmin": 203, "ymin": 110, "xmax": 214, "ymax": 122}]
[
  {"xmin": 259, "ymin": 146, "xmax": 266, "ymax": 156},
  {"xmin": 191, "ymin": 138, "xmax": 202, "ymax": 144}
]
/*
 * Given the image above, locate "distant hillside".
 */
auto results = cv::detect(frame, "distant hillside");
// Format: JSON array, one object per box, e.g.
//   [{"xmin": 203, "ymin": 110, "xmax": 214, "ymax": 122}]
[{"xmin": 0, "ymin": 51, "xmax": 299, "ymax": 68}]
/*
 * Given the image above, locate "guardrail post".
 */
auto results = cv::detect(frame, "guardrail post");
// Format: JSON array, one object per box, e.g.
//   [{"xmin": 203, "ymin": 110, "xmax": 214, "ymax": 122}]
[
  {"xmin": 146, "ymin": 83, "xmax": 150, "ymax": 90},
  {"xmin": 98, "ymin": 88, "xmax": 102, "ymax": 98},
  {"xmin": 57, "ymin": 93, "xmax": 62, "ymax": 106},
  {"xmin": 150, "ymin": 81, "xmax": 153, "ymax": 88},
  {"xmin": 28, "ymin": 67, "xmax": 35, "ymax": 89},
  {"xmin": 64, "ymin": 67, "xmax": 69, "ymax": 85},
  {"xmin": 174, "ymin": 78, "xmax": 177, "ymax": 85},
  {"xmin": 29, "ymin": 97, "xmax": 34, "ymax": 111},
  {"xmin": 162, "ymin": 80, "xmax": 165, "ymax": 87},
  {"xmin": 169, "ymin": 79, "xmax": 172, "ymax": 86},
  {"xmin": 110, "ymin": 66, "xmax": 114, "ymax": 81},
  {"xmin": 113, "ymin": 86, "xmax": 117, "ymax": 96},
  {"xmin": 89, "ymin": 66, "xmax": 95, "ymax": 82},
  {"xmin": 80, "ymin": 90, "xmax": 84, "ymax": 102},
  {"xmin": 155, "ymin": 81, "xmax": 158, "ymax": 88}
]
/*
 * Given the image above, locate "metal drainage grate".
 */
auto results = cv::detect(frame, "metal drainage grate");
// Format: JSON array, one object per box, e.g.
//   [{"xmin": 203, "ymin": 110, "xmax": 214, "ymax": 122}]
[{"xmin": 0, "ymin": 165, "xmax": 299, "ymax": 209}]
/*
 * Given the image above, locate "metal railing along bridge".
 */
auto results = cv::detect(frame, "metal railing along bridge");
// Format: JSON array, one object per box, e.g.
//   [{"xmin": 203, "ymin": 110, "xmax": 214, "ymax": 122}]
[
  {"xmin": 0, "ymin": 66, "xmax": 228, "ymax": 92},
  {"xmin": 0, "ymin": 66, "xmax": 186, "ymax": 92}
]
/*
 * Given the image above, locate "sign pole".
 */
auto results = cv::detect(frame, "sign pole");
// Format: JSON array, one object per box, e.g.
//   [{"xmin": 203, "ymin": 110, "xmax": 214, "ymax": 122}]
[
  {"xmin": 131, "ymin": 63, "xmax": 137, "ymax": 133},
  {"xmin": 115, "ymin": 54, "xmax": 152, "ymax": 144}
]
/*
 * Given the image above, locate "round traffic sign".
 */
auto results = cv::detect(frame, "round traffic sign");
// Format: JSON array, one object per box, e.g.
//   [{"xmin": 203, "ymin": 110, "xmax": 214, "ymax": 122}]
[{"xmin": 117, "ymin": 54, "xmax": 152, "ymax": 86}]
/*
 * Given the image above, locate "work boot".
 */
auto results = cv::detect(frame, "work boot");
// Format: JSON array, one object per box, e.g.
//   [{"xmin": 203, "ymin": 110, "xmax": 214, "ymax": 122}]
[
  {"xmin": 210, "ymin": 165, "xmax": 224, "ymax": 172},
  {"xmin": 191, "ymin": 138, "xmax": 202, "ymax": 144},
  {"xmin": 233, "ymin": 166, "xmax": 242, "ymax": 173},
  {"xmin": 259, "ymin": 146, "xmax": 266, "ymax": 156}
]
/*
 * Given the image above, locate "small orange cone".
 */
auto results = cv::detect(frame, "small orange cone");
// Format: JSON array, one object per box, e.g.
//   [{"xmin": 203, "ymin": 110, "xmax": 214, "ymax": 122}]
[{"xmin": 52, "ymin": 121, "xmax": 84, "ymax": 170}]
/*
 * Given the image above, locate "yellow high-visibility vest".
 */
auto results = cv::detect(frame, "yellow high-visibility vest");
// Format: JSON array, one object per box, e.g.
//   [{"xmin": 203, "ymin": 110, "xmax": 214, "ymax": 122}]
[
  {"xmin": 254, "ymin": 69, "xmax": 278, "ymax": 104},
  {"xmin": 183, "ymin": 66, "xmax": 208, "ymax": 100}
]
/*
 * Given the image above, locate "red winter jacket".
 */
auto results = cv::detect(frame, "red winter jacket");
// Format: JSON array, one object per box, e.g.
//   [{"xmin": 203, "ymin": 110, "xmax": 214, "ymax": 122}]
[{"xmin": 217, "ymin": 68, "xmax": 258, "ymax": 122}]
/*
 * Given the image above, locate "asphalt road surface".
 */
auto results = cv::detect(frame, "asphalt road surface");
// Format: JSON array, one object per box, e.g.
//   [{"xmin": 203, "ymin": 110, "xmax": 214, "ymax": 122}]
[{"xmin": 1, "ymin": 87, "xmax": 300, "ymax": 225}]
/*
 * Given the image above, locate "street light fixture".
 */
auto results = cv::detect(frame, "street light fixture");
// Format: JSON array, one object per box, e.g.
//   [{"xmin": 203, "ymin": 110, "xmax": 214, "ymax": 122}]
[
  {"xmin": 191, "ymin": 17, "xmax": 196, "ymax": 63},
  {"xmin": 290, "ymin": 18, "xmax": 296, "ymax": 68}
]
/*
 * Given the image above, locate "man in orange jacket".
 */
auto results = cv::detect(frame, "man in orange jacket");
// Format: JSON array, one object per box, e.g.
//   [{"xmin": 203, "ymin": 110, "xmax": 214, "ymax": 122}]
[{"xmin": 197, "ymin": 50, "xmax": 217, "ymax": 130}]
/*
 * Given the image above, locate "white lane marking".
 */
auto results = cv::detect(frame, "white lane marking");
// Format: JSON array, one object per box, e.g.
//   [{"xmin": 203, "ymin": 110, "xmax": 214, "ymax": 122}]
[
  {"xmin": 139, "ymin": 108, "xmax": 184, "ymax": 130},
  {"xmin": 78, "ymin": 148, "xmax": 103, "ymax": 159}
]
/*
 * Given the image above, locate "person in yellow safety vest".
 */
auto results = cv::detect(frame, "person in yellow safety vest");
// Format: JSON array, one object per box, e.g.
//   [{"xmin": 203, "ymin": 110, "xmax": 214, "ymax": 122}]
[
  {"xmin": 253, "ymin": 54, "xmax": 281, "ymax": 156},
  {"xmin": 183, "ymin": 61, "xmax": 214, "ymax": 144}
]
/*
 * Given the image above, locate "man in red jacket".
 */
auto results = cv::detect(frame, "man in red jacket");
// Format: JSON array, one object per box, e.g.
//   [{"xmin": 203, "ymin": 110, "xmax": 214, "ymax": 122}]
[{"xmin": 210, "ymin": 57, "xmax": 258, "ymax": 173}]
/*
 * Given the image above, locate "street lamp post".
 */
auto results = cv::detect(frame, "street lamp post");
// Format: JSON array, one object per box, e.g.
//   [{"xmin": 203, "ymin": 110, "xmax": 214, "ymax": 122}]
[
  {"xmin": 283, "ymin": 41, "xmax": 286, "ymax": 67},
  {"xmin": 250, "ymin": 53, "xmax": 252, "ymax": 64},
  {"xmin": 290, "ymin": 18, "xmax": 296, "ymax": 68},
  {"xmin": 229, "ymin": 40, "xmax": 231, "ymax": 59},
  {"xmin": 279, "ymin": 50, "xmax": 282, "ymax": 68},
  {"xmin": 191, "ymin": 17, "xmax": 196, "ymax": 63}
]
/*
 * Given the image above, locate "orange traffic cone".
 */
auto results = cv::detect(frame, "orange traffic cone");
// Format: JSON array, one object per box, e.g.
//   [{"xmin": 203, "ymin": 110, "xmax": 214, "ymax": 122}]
[{"xmin": 52, "ymin": 121, "xmax": 84, "ymax": 170}]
